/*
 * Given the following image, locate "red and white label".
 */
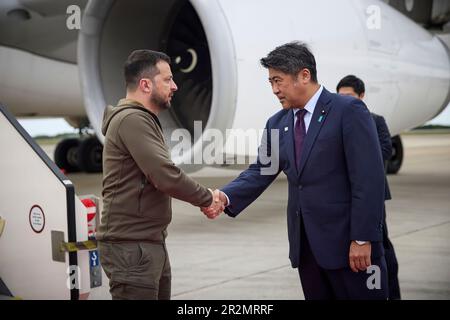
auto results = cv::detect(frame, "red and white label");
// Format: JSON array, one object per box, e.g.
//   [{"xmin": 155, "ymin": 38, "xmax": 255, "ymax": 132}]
[{"xmin": 81, "ymin": 198, "xmax": 96, "ymax": 238}]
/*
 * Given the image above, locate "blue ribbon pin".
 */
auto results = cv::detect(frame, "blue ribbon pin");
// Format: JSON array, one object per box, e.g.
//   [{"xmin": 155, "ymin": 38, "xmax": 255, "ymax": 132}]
[{"xmin": 318, "ymin": 110, "xmax": 326, "ymax": 123}]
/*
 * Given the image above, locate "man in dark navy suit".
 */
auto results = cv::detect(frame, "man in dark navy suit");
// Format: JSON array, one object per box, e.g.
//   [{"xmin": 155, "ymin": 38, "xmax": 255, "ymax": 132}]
[
  {"xmin": 337, "ymin": 75, "xmax": 401, "ymax": 300},
  {"xmin": 202, "ymin": 42, "xmax": 388, "ymax": 300}
]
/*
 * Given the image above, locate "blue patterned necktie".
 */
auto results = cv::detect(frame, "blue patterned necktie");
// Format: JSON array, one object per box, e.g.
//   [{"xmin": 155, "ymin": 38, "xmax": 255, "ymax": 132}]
[{"xmin": 294, "ymin": 109, "xmax": 307, "ymax": 170}]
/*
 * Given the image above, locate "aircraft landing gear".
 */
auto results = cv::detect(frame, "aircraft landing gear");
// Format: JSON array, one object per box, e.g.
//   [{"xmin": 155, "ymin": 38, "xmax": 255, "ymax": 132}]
[
  {"xmin": 77, "ymin": 136, "xmax": 103, "ymax": 173},
  {"xmin": 54, "ymin": 138, "xmax": 80, "ymax": 173},
  {"xmin": 54, "ymin": 136, "xmax": 103, "ymax": 173},
  {"xmin": 387, "ymin": 135, "xmax": 403, "ymax": 174}
]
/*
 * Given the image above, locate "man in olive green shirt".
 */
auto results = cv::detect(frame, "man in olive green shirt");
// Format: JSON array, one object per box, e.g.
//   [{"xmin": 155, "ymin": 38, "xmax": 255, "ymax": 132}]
[{"xmin": 98, "ymin": 49, "xmax": 223, "ymax": 300}]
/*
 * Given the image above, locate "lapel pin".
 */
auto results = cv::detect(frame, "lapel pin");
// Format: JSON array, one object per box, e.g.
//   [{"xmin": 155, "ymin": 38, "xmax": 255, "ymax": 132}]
[
  {"xmin": 318, "ymin": 110, "xmax": 326, "ymax": 123},
  {"xmin": 284, "ymin": 127, "xmax": 289, "ymax": 132}
]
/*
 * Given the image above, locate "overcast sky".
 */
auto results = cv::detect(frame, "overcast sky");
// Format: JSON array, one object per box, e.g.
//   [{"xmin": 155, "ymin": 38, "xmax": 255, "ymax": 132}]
[
  {"xmin": 429, "ymin": 103, "xmax": 450, "ymax": 126},
  {"xmin": 18, "ymin": 118, "xmax": 78, "ymax": 137}
]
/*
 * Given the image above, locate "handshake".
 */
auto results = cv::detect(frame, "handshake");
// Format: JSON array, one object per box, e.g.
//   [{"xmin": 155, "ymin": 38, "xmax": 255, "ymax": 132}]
[{"xmin": 202, "ymin": 189, "xmax": 228, "ymax": 219}]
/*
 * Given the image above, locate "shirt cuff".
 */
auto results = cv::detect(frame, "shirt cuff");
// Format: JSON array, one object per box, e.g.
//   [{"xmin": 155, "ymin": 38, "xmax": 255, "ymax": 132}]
[
  {"xmin": 355, "ymin": 240, "xmax": 367, "ymax": 245},
  {"xmin": 222, "ymin": 192, "xmax": 231, "ymax": 207}
]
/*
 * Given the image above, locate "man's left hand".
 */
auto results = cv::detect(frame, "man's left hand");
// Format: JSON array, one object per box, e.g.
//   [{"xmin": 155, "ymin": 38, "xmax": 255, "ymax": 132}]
[{"xmin": 349, "ymin": 241, "xmax": 371, "ymax": 272}]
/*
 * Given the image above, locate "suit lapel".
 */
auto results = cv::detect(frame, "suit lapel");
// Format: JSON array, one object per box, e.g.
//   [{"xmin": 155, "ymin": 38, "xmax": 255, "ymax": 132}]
[{"xmin": 297, "ymin": 89, "xmax": 333, "ymax": 178}]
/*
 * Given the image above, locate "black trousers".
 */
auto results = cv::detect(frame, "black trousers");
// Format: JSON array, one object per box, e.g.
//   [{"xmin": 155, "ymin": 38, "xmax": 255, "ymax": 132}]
[
  {"xmin": 382, "ymin": 209, "xmax": 401, "ymax": 300},
  {"xmin": 298, "ymin": 216, "xmax": 388, "ymax": 300}
]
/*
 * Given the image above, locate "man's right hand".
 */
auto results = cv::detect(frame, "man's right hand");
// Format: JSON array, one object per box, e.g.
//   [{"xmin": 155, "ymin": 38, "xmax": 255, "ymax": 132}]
[
  {"xmin": 349, "ymin": 241, "xmax": 372, "ymax": 272},
  {"xmin": 201, "ymin": 189, "xmax": 227, "ymax": 219}
]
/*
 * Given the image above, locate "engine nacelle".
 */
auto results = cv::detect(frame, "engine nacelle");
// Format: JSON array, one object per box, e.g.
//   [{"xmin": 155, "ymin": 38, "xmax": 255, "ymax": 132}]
[{"xmin": 78, "ymin": 0, "xmax": 450, "ymax": 169}]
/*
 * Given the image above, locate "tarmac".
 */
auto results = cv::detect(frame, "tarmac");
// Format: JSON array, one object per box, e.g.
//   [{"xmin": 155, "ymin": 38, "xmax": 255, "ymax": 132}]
[{"xmin": 45, "ymin": 133, "xmax": 450, "ymax": 300}]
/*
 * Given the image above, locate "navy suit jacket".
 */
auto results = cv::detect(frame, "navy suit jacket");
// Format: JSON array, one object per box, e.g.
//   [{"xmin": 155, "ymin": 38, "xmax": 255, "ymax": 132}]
[
  {"xmin": 371, "ymin": 113, "xmax": 392, "ymax": 200},
  {"xmin": 222, "ymin": 88, "xmax": 386, "ymax": 269}
]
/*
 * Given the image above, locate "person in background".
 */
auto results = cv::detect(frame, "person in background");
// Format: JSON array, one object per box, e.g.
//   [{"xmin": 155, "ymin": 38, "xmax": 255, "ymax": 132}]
[{"xmin": 337, "ymin": 74, "xmax": 401, "ymax": 300}]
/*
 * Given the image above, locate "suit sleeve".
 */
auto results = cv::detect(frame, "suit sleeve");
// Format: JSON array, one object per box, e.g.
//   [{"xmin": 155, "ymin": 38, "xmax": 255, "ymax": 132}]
[
  {"xmin": 222, "ymin": 121, "xmax": 282, "ymax": 217},
  {"xmin": 118, "ymin": 112, "xmax": 212, "ymax": 207},
  {"xmin": 343, "ymin": 101, "xmax": 385, "ymax": 242},
  {"xmin": 375, "ymin": 115, "xmax": 393, "ymax": 162}
]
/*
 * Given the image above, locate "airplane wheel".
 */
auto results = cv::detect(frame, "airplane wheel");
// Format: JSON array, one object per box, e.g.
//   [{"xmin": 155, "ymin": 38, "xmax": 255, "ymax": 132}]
[
  {"xmin": 77, "ymin": 136, "xmax": 103, "ymax": 173},
  {"xmin": 387, "ymin": 135, "xmax": 403, "ymax": 174},
  {"xmin": 54, "ymin": 138, "xmax": 80, "ymax": 173}
]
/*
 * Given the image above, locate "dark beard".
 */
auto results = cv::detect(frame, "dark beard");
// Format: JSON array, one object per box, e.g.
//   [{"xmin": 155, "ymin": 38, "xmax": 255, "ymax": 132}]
[{"xmin": 150, "ymin": 90, "xmax": 171, "ymax": 110}]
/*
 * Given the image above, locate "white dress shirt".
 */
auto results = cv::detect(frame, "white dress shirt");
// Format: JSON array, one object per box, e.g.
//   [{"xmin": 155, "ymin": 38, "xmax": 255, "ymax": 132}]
[{"xmin": 292, "ymin": 85, "xmax": 323, "ymax": 132}]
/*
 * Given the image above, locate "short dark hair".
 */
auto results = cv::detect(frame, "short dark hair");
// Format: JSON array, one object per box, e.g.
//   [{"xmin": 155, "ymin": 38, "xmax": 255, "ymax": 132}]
[
  {"xmin": 260, "ymin": 41, "xmax": 318, "ymax": 82},
  {"xmin": 124, "ymin": 49, "xmax": 171, "ymax": 90},
  {"xmin": 336, "ymin": 75, "xmax": 365, "ymax": 96}
]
